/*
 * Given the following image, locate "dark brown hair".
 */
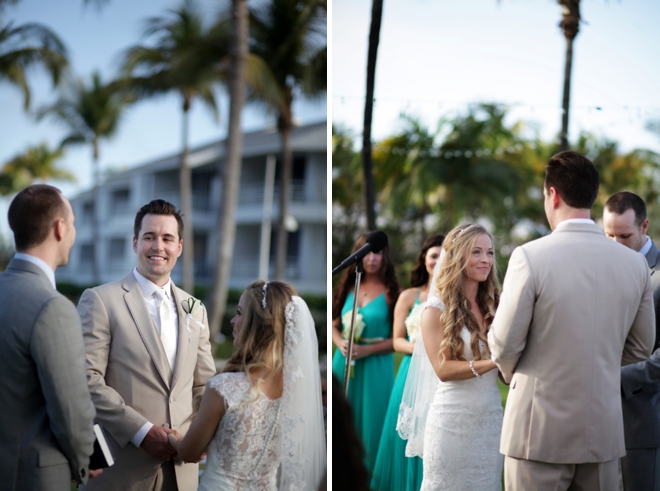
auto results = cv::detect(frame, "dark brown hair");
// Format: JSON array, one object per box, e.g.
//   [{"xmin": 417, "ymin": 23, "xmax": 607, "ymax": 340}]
[
  {"xmin": 331, "ymin": 232, "xmax": 400, "ymax": 321},
  {"xmin": 409, "ymin": 233, "xmax": 445, "ymax": 287},
  {"xmin": 544, "ymin": 151, "xmax": 599, "ymax": 209},
  {"xmin": 605, "ymin": 191, "xmax": 647, "ymax": 226},
  {"xmin": 133, "ymin": 199, "xmax": 184, "ymax": 240},
  {"xmin": 8, "ymin": 184, "xmax": 67, "ymax": 251}
]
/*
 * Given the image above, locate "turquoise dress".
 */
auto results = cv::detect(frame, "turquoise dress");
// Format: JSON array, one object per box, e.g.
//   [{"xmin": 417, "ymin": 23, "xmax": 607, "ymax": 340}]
[
  {"xmin": 332, "ymin": 291, "xmax": 394, "ymax": 477},
  {"xmin": 370, "ymin": 294, "xmax": 424, "ymax": 491}
]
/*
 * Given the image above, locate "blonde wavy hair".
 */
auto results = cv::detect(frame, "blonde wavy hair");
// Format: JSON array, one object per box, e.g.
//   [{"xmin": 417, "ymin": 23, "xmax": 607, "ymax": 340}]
[
  {"xmin": 223, "ymin": 280, "xmax": 297, "ymax": 396},
  {"xmin": 433, "ymin": 224, "xmax": 500, "ymax": 364}
]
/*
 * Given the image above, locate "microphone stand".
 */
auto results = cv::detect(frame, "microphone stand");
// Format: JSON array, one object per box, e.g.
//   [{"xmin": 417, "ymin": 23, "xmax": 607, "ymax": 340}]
[{"xmin": 344, "ymin": 260, "xmax": 363, "ymax": 396}]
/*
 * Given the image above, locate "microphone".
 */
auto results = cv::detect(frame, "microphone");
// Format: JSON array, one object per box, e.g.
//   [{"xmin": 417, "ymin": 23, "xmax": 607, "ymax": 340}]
[{"xmin": 332, "ymin": 231, "xmax": 388, "ymax": 276}]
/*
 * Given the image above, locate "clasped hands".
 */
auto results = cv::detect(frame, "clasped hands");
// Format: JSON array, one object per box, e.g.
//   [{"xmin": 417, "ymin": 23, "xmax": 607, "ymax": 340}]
[
  {"xmin": 338, "ymin": 339, "xmax": 370, "ymax": 360},
  {"xmin": 141, "ymin": 425, "xmax": 181, "ymax": 462}
]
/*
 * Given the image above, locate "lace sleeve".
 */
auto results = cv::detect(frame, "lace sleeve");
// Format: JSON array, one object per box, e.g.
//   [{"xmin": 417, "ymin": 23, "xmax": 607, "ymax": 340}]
[
  {"xmin": 208, "ymin": 372, "xmax": 248, "ymax": 408},
  {"xmin": 425, "ymin": 295, "xmax": 443, "ymax": 311}
]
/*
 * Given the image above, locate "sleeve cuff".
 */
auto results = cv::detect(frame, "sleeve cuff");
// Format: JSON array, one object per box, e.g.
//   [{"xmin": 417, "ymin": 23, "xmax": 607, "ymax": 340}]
[{"xmin": 131, "ymin": 421, "xmax": 153, "ymax": 448}]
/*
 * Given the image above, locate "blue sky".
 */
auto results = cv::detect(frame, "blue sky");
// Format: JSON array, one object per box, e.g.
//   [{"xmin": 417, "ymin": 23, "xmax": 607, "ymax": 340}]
[
  {"xmin": 0, "ymin": 0, "xmax": 327, "ymax": 202},
  {"xmin": 332, "ymin": 0, "xmax": 660, "ymax": 154}
]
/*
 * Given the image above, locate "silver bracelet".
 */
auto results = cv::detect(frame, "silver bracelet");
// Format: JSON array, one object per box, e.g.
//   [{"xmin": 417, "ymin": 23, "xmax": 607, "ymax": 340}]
[{"xmin": 469, "ymin": 360, "xmax": 481, "ymax": 378}]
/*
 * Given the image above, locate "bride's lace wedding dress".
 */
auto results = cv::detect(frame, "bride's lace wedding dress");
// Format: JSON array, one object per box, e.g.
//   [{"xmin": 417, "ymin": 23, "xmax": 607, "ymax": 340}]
[
  {"xmin": 198, "ymin": 372, "xmax": 282, "ymax": 491},
  {"xmin": 420, "ymin": 300, "xmax": 503, "ymax": 491}
]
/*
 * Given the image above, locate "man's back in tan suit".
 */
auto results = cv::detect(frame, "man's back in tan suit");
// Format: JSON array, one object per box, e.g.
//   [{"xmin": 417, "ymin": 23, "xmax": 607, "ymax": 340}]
[{"xmin": 488, "ymin": 152, "xmax": 655, "ymax": 491}]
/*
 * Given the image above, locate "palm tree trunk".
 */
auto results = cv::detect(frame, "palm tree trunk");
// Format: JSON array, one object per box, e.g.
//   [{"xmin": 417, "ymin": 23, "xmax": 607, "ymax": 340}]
[
  {"xmin": 275, "ymin": 117, "xmax": 292, "ymax": 280},
  {"xmin": 208, "ymin": 0, "xmax": 248, "ymax": 342},
  {"xmin": 559, "ymin": 36, "xmax": 574, "ymax": 152},
  {"xmin": 180, "ymin": 97, "xmax": 194, "ymax": 293},
  {"xmin": 557, "ymin": 0, "xmax": 580, "ymax": 152},
  {"xmin": 361, "ymin": 0, "xmax": 383, "ymax": 231},
  {"xmin": 92, "ymin": 139, "xmax": 101, "ymax": 285}
]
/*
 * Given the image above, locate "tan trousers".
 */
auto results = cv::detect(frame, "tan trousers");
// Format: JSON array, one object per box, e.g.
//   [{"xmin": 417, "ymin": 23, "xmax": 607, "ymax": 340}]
[{"xmin": 504, "ymin": 455, "xmax": 619, "ymax": 491}]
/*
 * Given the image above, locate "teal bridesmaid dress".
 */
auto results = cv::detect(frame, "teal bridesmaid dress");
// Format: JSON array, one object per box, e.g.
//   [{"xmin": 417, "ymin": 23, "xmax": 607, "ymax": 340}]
[
  {"xmin": 332, "ymin": 291, "xmax": 394, "ymax": 477},
  {"xmin": 370, "ymin": 295, "xmax": 424, "ymax": 491}
]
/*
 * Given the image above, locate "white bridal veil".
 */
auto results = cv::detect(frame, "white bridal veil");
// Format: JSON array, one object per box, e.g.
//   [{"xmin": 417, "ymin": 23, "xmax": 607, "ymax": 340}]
[
  {"xmin": 280, "ymin": 295, "xmax": 326, "ymax": 490},
  {"xmin": 396, "ymin": 249, "xmax": 446, "ymax": 458}
]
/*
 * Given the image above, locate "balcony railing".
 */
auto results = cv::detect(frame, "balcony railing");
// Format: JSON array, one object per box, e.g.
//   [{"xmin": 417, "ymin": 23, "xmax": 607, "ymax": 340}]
[{"xmin": 238, "ymin": 181, "xmax": 325, "ymax": 205}]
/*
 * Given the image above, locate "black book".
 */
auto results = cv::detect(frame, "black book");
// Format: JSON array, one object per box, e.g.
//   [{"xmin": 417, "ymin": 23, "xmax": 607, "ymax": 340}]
[{"xmin": 89, "ymin": 424, "xmax": 115, "ymax": 470}]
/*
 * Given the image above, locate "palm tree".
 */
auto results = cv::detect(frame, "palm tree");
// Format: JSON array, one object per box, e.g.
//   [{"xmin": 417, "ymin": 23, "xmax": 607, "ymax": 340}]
[
  {"xmin": 207, "ymin": 0, "xmax": 249, "ymax": 344},
  {"xmin": 0, "ymin": 14, "xmax": 68, "ymax": 109},
  {"xmin": 0, "ymin": 142, "xmax": 75, "ymax": 195},
  {"xmin": 557, "ymin": 0, "xmax": 581, "ymax": 151},
  {"xmin": 121, "ymin": 0, "xmax": 221, "ymax": 295},
  {"xmin": 37, "ymin": 71, "xmax": 132, "ymax": 284},
  {"xmin": 361, "ymin": 0, "xmax": 383, "ymax": 231},
  {"xmin": 249, "ymin": 0, "xmax": 326, "ymax": 280}
]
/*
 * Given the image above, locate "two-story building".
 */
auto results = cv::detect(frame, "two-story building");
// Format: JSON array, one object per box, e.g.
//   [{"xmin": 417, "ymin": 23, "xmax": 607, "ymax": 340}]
[{"xmin": 57, "ymin": 121, "xmax": 327, "ymax": 295}]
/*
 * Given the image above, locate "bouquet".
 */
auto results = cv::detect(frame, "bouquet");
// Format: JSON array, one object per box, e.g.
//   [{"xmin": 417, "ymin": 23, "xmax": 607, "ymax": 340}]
[
  {"xmin": 405, "ymin": 302, "xmax": 426, "ymax": 343},
  {"xmin": 341, "ymin": 309, "xmax": 365, "ymax": 378}
]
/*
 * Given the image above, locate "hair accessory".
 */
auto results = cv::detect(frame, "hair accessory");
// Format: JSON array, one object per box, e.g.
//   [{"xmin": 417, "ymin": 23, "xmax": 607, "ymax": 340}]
[
  {"xmin": 261, "ymin": 282, "xmax": 268, "ymax": 309},
  {"xmin": 452, "ymin": 224, "xmax": 475, "ymax": 243}
]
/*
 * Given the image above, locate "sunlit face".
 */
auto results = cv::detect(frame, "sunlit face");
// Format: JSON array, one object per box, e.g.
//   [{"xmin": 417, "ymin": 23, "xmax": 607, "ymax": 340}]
[
  {"xmin": 603, "ymin": 208, "xmax": 648, "ymax": 252},
  {"xmin": 231, "ymin": 291, "xmax": 249, "ymax": 346},
  {"xmin": 133, "ymin": 214, "xmax": 182, "ymax": 286},
  {"xmin": 425, "ymin": 246, "xmax": 443, "ymax": 278},
  {"xmin": 464, "ymin": 234, "xmax": 493, "ymax": 283},
  {"xmin": 59, "ymin": 196, "xmax": 76, "ymax": 267},
  {"xmin": 363, "ymin": 250, "xmax": 383, "ymax": 275}
]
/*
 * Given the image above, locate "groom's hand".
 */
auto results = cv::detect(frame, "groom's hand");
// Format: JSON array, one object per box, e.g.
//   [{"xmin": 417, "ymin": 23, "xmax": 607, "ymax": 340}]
[{"xmin": 141, "ymin": 425, "xmax": 178, "ymax": 461}]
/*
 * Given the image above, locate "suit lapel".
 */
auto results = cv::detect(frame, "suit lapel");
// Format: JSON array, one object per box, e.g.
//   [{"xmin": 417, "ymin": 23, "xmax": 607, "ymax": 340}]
[
  {"xmin": 645, "ymin": 240, "xmax": 660, "ymax": 275},
  {"xmin": 170, "ymin": 286, "xmax": 191, "ymax": 389},
  {"xmin": 122, "ymin": 274, "xmax": 172, "ymax": 389}
]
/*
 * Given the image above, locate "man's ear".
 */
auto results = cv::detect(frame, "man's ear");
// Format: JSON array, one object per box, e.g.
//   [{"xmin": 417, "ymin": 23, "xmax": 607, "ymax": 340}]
[
  {"xmin": 549, "ymin": 187, "xmax": 561, "ymax": 208},
  {"xmin": 54, "ymin": 218, "xmax": 65, "ymax": 242},
  {"xmin": 641, "ymin": 218, "xmax": 650, "ymax": 235}
]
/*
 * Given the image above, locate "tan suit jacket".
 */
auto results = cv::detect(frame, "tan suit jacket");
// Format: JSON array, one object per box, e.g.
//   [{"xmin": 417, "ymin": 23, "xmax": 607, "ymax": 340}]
[
  {"xmin": 78, "ymin": 272, "xmax": 216, "ymax": 490},
  {"xmin": 488, "ymin": 221, "xmax": 654, "ymax": 464}
]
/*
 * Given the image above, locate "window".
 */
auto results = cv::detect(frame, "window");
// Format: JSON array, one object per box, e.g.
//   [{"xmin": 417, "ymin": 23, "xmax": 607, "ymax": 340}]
[
  {"xmin": 192, "ymin": 171, "xmax": 215, "ymax": 212},
  {"xmin": 112, "ymin": 189, "xmax": 130, "ymax": 214},
  {"xmin": 108, "ymin": 238, "xmax": 126, "ymax": 270},
  {"xmin": 80, "ymin": 244, "xmax": 95, "ymax": 270},
  {"xmin": 82, "ymin": 202, "xmax": 94, "ymax": 225}
]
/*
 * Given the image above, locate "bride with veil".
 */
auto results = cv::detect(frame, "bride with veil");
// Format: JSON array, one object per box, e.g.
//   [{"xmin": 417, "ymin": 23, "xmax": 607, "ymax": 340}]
[
  {"xmin": 397, "ymin": 224, "xmax": 504, "ymax": 490},
  {"xmin": 169, "ymin": 280, "xmax": 325, "ymax": 490}
]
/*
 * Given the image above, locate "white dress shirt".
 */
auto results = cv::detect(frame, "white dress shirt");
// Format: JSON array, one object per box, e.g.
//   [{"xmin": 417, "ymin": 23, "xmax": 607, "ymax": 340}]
[{"xmin": 130, "ymin": 268, "xmax": 180, "ymax": 448}]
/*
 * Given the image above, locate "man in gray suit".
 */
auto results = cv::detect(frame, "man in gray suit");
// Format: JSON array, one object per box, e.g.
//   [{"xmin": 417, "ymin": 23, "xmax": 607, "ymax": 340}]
[
  {"xmin": 0, "ymin": 184, "xmax": 96, "ymax": 490},
  {"xmin": 489, "ymin": 152, "xmax": 655, "ymax": 491},
  {"xmin": 604, "ymin": 191, "xmax": 660, "ymax": 490}
]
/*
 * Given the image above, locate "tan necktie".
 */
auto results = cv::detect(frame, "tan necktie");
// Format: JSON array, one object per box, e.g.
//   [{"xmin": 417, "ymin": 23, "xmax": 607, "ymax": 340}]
[{"xmin": 154, "ymin": 288, "xmax": 176, "ymax": 371}]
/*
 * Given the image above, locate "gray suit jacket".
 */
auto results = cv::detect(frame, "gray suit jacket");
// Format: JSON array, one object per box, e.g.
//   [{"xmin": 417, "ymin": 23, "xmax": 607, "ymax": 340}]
[
  {"xmin": 0, "ymin": 258, "xmax": 95, "ymax": 490},
  {"xmin": 489, "ymin": 222, "xmax": 655, "ymax": 464},
  {"xmin": 79, "ymin": 272, "xmax": 216, "ymax": 491},
  {"xmin": 621, "ymin": 239, "xmax": 660, "ymax": 449}
]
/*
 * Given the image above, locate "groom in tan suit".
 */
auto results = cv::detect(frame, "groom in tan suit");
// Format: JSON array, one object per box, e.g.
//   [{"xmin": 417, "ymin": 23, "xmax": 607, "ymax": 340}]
[
  {"xmin": 488, "ymin": 151, "xmax": 655, "ymax": 490},
  {"xmin": 79, "ymin": 199, "xmax": 216, "ymax": 490}
]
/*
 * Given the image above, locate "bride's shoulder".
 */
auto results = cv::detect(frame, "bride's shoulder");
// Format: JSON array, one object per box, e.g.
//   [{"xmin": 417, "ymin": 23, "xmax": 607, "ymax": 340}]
[
  {"xmin": 424, "ymin": 294, "xmax": 444, "ymax": 311},
  {"xmin": 208, "ymin": 371, "xmax": 250, "ymax": 399}
]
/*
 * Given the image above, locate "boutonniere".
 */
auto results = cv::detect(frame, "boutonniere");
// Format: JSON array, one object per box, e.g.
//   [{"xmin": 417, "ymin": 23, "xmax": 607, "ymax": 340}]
[{"xmin": 181, "ymin": 297, "xmax": 205, "ymax": 332}]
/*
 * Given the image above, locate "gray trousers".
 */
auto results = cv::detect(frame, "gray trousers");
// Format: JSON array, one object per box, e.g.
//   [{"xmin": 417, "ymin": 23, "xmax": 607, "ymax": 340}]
[{"xmin": 621, "ymin": 448, "xmax": 660, "ymax": 491}]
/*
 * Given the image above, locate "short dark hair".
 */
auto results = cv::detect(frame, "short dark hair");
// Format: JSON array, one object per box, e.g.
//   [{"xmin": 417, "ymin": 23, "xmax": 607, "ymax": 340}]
[
  {"xmin": 544, "ymin": 151, "xmax": 599, "ymax": 209},
  {"xmin": 410, "ymin": 233, "xmax": 445, "ymax": 287},
  {"xmin": 605, "ymin": 191, "xmax": 647, "ymax": 226},
  {"xmin": 133, "ymin": 199, "xmax": 184, "ymax": 240},
  {"xmin": 8, "ymin": 184, "xmax": 67, "ymax": 251}
]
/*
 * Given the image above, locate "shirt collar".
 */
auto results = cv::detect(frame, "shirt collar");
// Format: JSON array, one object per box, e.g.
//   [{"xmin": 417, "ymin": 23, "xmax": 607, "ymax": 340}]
[
  {"xmin": 14, "ymin": 253, "xmax": 56, "ymax": 289},
  {"xmin": 640, "ymin": 236, "xmax": 652, "ymax": 256},
  {"xmin": 132, "ymin": 268, "xmax": 172, "ymax": 300},
  {"xmin": 554, "ymin": 218, "xmax": 595, "ymax": 231}
]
